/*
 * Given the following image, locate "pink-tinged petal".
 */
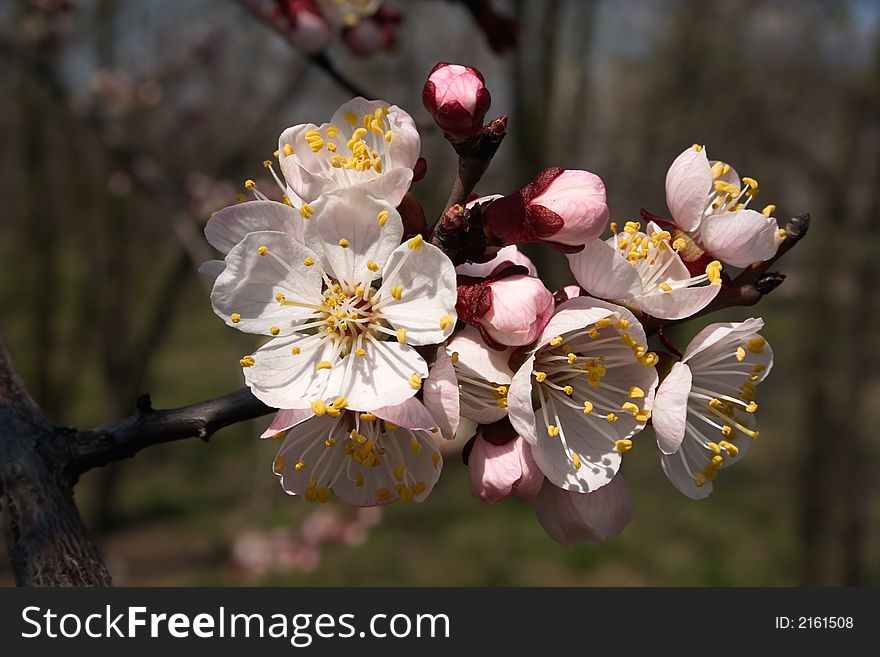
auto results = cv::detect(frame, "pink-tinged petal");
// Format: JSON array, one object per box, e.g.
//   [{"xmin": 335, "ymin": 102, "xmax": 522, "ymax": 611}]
[
  {"xmin": 423, "ymin": 347, "xmax": 460, "ymax": 439},
  {"xmin": 661, "ymin": 450, "xmax": 712, "ymax": 500},
  {"xmin": 261, "ymin": 408, "xmax": 315, "ymax": 439},
  {"xmin": 468, "ymin": 435, "xmax": 543, "ymax": 504},
  {"xmin": 304, "ymin": 188, "xmax": 403, "ymax": 287},
  {"xmin": 567, "ymin": 239, "xmax": 644, "ymax": 300},
  {"xmin": 210, "ymin": 231, "xmax": 323, "ymax": 336},
  {"xmin": 559, "ymin": 284, "xmax": 582, "ymax": 301},
  {"xmin": 205, "ymin": 200, "xmax": 304, "ymax": 254},
  {"xmin": 666, "ymin": 146, "xmax": 711, "ymax": 231},
  {"xmin": 480, "ymin": 275, "xmax": 555, "ymax": 346},
  {"xmin": 630, "ymin": 284, "xmax": 720, "ymax": 321},
  {"xmin": 198, "ymin": 259, "xmax": 225, "ymax": 280},
  {"xmin": 681, "ymin": 317, "xmax": 765, "ymax": 362},
  {"xmin": 372, "ymin": 396, "xmax": 436, "ymax": 430},
  {"xmin": 533, "ymin": 475, "xmax": 633, "ymax": 547},
  {"xmin": 448, "ymin": 326, "xmax": 515, "ymax": 382},
  {"xmin": 699, "ymin": 209, "xmax": 781, "ymax": 267},
  {"xmin": 652, "ymin": 362, "xmax": 693, "ymax": 454},
  {"xmin": 455, "ymin": 245, "xmax": 537, "ymax": 277}
]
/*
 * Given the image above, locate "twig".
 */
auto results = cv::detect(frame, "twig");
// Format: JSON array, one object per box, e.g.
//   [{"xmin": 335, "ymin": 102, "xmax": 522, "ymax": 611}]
[
  {"xmin": 72, "ymin": 388, "xmax": 273, "ymax": 474},
  {"xmin": 235, "ymin": 0, "xmax": 372, "ymax": 99}
]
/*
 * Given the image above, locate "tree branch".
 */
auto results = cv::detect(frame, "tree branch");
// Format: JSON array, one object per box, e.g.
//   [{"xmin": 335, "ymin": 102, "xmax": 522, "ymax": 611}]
[
  {"xmin": 71, "ymin": 388, "xmax": 273, "ymax": 475},
  {"xmin": 235, "ymin": 0, "xmax": 373, "ymax": 99}
]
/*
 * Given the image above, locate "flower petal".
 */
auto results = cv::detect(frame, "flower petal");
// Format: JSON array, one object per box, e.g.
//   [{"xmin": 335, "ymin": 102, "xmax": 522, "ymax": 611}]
[
  {"xmin": 630, "ymin": 284, "xmax": 720, "ymax": 320},
  {"xmin": 567, "ymin": 239, "xmax": 644, "ymax": 300},
  {"xmin": 447, "ymin": 325, "xmax": 514, "ymax": 383},
  {"xmin": 205, "ymin": 200, "xmax": 304, "ymax": 255},
  {"xmin": 244, "ymin": 334, "xmax": 343, "ymax": 410},
  {"xmin": 681, "ymin": 317, "xmax": 765, "ymax": 362},
  {"xmin": 337, "ymin": 337, "xmax": 428, "ymax": 411},
  {"xmin": 261, "ymin": 408, "xmax": 315, "ymax": 439},
  {"xmin": 377, "ymin": 242, "xmax": 458, "ymax": 346},
  {"xmin": 699, "ymin": 209, "xmax": 781, "ymax": 267},
  {"xmin": 652, "ymin": 362, "xmax": 692, "ymax": 454},
  {"xmin": 372, "ymin": 396, "xmax": 436, "ymax": 431},
  {"xmin": 661, "ymin": 449, "xmax": 712, "ymax": 500},
  {"xmin": 666, "ymin": 146, "xmax": 711, "ymax": 231},
  {"xmin": 423, "ymin": 346, "xmax": 460, "ymax": 439},
  {"xmin": 304, "ymin": 188, "xmax": 403, "ymax": 287},
  {"xmin": 211, "ymin": 231, "xmax": 323, "ymax": 336},
  {"xmin": 507, "ymin": 354, "xmax": 539, "ymax": 444},
  {"xmin": 534, "ymin": 475, "xmax": 633, "ymax": 546},
  {"xmin": 198, "ymin": 259, "xmax": 225, "ymax": 280}
]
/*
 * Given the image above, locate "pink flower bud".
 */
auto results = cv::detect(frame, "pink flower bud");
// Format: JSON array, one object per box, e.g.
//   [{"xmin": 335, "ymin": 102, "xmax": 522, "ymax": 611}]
[
  {"xmin": 281, "ymin": 0, "xmax": 332, "ymax": 54},
  {"xmin": 456, "ymin": 269, "xmax": 554, "ymax": 348},
  {"xmin": 483, "ymin": 168, "xmax": 609, "ymax": 251},
  {"xmin": 533, "ymin": 476, "xmax": 632, "ymax": 547},
  {"xmin": 422, "ymin": 62, "xmax": 492, "ymax": 142},
  {"xmin": 469, "ymin": 433, "xmax": 543, "ymax": 504},
  {"xmin": 342, "ymin": 5, "xmax": 401, "ymax": 57}
]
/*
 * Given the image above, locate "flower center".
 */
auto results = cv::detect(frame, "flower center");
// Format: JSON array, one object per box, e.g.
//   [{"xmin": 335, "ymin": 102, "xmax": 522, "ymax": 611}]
[{"xmin": 529, "ymin": 314, "xmax": 656, "ymax": 471}]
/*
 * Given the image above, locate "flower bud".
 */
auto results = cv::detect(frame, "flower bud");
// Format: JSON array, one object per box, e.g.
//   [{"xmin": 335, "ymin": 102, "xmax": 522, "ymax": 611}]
[
  {"xmin": 483, "ymin": 168, "xmax": 609, "ymax": 251},
  {"xmin": 533, "ymin": 476, "xmax": 632, "ymax": 547},
  {"xmin": 457, "ymin": 270, "xmax": 554, "ymax": 348},
  {"xmin": 469, "ymin": 433, "xmax": 543, "ymax": 504},
  {"xmin": 422, "ymin": 62, "xmax": 492, "ymax": 142},
  {"xmin": 341, "ymin": 6, "xmax": 401, "ymax": 57},
  {"xmin": 280, "ymin": 0, "xmax": 333, "ymax": 54}
]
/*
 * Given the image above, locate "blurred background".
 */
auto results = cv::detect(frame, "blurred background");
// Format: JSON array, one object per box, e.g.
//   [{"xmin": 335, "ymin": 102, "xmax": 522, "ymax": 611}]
[{"xmin": 1, "ymin": 0, "xmax": 878, "ymax": 586}]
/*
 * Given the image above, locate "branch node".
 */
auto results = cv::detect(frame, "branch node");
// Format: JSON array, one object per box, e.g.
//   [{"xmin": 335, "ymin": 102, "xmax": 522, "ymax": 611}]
[
  {"xmin": 755, "ymin": 272, "xmax": 786, "ymax": 295},
  {"xmin": 135, "ymin": 393, "xmax": 154, "ymax": 415}
]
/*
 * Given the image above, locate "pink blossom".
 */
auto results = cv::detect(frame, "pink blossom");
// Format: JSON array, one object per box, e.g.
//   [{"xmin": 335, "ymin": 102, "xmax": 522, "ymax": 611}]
[
  {"xmin": 456, "ymin": 270, "xmax": 555, "ymax": 348},
  {"xmin": 533, "ymin": 476, "xmax": 633, "ymax": 547},
  {"xmin": 482, "ymin": 168, "xmax": 609, "ymax": 251},
  {"xmin": 468, "ymin": 433, "xmax": 543, "ymax": 504},
  {"xmin": 422, "ymin": 62, "xmax": 492, "ymax": 141}
]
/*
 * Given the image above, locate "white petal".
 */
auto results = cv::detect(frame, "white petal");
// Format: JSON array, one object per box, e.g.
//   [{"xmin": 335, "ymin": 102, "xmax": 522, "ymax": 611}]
[
  {"xmin": 210, "ymin": 231, "xmax": 323, "ymax": 335},
  {"xmin": 423, "ymin": 347, "xmax": 460, "ymax": 439},
  {"xmin": 277, "ymin": 124, "xmax": 338, "ymax": 203},
  {"xmin": 567, "ymin": 239, "xmax": 644, "ymax": 300},
  {"xmin": 507, "ymin": 355, "xmax": 539, "ymax": 445},
  {"xmin": 377, "ymin": 242, "xmax": 458, "ymax": 346},
  {"xmin": 337, "ymin": 338, "xmax": 427, "ymax": 411},
  {"xmin": 666, "ymin": 145, "xmax": 712, "ymax": 231},
  {"xmin": 630, "ymin": 285, "xmax": 720, "ymax": 320},
  {"xmin": 538, "ymin": 297, "xmax": 647, "ymax": 348},
  {"xmin": 699, "ymin": 209, "xmax": 781, "ymax": 267},
  {"xmin": 205, "ymin": 200, "xmax": 304, "ymax": 254},
  {"xmin": 534, "ymin": 475, "xmax": 633, "ymax": 546},
  {"xmin": 244, "ymin": 334, "xmax": 343, "ymax": 410},
  {"xmin": 350, "ymin": 167, "xmax": 414, "ymax": 208},
  {"xmin": 530, "ymin": 400, "xmax": 622, "ymax": 492},
  {"xmin": 304, "ymin": 188, "xmax": 403, "ymax": 287},
  {"xmin": 681, "ymin": 317, "xmax": 765, "ymax": 362},
  {"xmin": 652, "ymin": 362, "xmax": 693, "ymax": 454},
  {"xmin": 661, "ymin": 449, "xmax": 712, "ymax": 500},
  {"xmin": 198, "ymin": 259, "xmax": 225, "ymax": 280}
]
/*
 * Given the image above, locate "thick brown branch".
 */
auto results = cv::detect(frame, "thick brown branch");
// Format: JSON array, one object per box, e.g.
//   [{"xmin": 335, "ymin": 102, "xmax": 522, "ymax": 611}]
[
  {"xmin": 235, "ymin": 0, "xmax": 372, "ymax": 98},
  {"xmin": 0, "ymin": 330, "xmax": 111, "ymax": 586},
  {"xmin": 72, "ymin": 388, "xmax": 273, "ymax": 474}
]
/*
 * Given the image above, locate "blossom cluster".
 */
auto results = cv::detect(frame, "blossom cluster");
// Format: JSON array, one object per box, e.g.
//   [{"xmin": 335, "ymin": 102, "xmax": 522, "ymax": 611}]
[{"xmin": 201, "ymin": 62, "xmax": 783, "ymax": 547}]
